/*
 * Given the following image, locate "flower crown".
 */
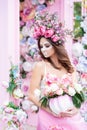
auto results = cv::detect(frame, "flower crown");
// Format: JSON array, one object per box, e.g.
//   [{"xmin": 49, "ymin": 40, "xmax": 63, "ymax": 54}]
[{"xmin": 33, "ymin": 12, "xmax": 68, "ymax": 45}]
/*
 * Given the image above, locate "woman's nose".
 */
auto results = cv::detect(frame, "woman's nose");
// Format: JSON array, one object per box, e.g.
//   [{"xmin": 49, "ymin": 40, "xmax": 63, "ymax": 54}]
[{"xmin": 41, "ymin": 46, "xmax": 46, "ymax": 51}]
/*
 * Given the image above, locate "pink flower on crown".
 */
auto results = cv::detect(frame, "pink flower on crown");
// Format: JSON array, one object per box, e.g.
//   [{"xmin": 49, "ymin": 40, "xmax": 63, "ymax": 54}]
[
  {"xmin": 33, "ymin": 26, "xmax": 41, "ymax": 38},
  {"xmin": 40, "ymin": 25, "xmax": 46, "ymax": 35},
  {"xmin": 45, "ymin": 29, "xmax": 54, "ymax": 38},
  {"xmin": 51, "ymin": 34, "xmax": 60, "ymax": 42}
]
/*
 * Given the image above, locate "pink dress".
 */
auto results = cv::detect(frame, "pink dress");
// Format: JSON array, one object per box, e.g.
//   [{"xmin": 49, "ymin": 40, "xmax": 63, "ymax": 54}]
[{"xmin": 37, "ymin": 67, "xmax": 87, "ymax": 130}]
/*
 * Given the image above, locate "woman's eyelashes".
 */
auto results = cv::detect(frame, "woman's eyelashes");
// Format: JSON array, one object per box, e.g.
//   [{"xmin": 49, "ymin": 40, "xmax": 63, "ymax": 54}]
[{"xmin": 40, "ymin": 44, "xmax": 51, "ymax": 49}]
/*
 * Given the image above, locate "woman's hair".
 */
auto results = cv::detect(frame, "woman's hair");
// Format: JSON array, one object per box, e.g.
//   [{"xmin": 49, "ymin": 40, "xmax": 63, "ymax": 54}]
[{"xmin": 38, "ymin": 36, "xmax": 74, "ymax": 73}]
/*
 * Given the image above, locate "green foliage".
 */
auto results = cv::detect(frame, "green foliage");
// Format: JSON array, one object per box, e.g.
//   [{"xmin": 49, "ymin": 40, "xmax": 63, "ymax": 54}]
[
  {"xmin": 7, "ymin": 102, "xmax": 19, "ymax": 110},
  {"xmin": 74, "ymin": 26, "xmax": 85, "ymax": 38},
  {"xmin": 40, "ymin": 97, "xmax": 48, "ymax": 107},
  {"xmin": 40, "ymin": 94, "xmax": 58, "ymax": 107},
  {"xmin": 73, "ymin": 2, "xmax": 83, "ymax": 38},
  {"xmin": 7, "ymin": 64, "xmax": 18, "ymax": 95},
  {"xmin": 72, "ymin": 91, "xmax": 85, "ymax": 108},
  {"xmin": 84, "ymin": 45, "xmax": 87, "ymax": 49}
]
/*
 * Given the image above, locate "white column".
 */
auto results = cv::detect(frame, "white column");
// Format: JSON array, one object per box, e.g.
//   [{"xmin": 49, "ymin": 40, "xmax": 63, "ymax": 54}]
[
  {"xmin": 8, "ymin": 0, "xmax": 20, "ymax": 66},
  {"xmin": 0, "ymin": 1, "xmax": 19, "ymax": 129},
  {"xmin": 64, "ymin": 0, "xmax": 74, "ymax": 60}
]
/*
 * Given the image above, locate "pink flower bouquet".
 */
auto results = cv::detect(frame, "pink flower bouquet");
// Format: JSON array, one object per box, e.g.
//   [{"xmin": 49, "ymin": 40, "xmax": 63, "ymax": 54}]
[{"xmin": 40, "ymin": 73, "xmax": 85, "ymax": 114}]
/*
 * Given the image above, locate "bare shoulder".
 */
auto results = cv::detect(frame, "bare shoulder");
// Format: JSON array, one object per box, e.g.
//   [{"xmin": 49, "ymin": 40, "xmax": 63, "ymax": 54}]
[
  {"xmin": 33, "ymin": 61, "xmax": 44, "ymax": 69},
  {"xmin": 32, "ymin": 61, "xmax": 44, "ymax": 74}
]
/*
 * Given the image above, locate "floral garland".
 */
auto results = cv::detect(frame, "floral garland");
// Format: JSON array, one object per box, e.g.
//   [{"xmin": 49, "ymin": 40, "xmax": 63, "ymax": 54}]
[{"xmin": 33, "ymin": 12, "xmax": 71, "ymax": 45}]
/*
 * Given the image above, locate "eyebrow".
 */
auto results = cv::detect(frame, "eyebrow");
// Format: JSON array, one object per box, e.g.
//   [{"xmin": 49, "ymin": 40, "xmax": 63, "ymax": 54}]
[{"xmin": 40, "ymin": 42, "xmax": 50, "ymax": 46}]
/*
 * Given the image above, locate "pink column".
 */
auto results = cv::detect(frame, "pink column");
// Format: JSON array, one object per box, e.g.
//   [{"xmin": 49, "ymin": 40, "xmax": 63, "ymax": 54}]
[{"xmin": 47, "ymin": 0, "xmax": 64, "ymax": 21}]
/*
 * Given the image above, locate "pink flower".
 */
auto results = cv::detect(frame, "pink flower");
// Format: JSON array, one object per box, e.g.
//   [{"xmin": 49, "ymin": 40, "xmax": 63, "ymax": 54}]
[
  {"xmin": 45, "ymin": 29, "xmax": 54, "ymax": 38},
  {"xmin": 2, "ymin": 116, "xmax": 9, "ymax": 123},
  {"xmin": 49, "ymin": 125, "xmax": 65, "ymax": 130},
  {"xmin": 33, "ymin": 26, "xmax": 41, "ymax": 38},
  {"xmin": 4, "ymin": 107, "xmax": 14, "ymax": 113},
  {"xmin": 22, "ymin": 85, "xmax": 29, "ymax": 93},
  {"xmin": 61, "ymin": 74, "xmax": 72, "ymax": 87},
  {"xmin": 73, "ymin": 57, "xmax": 78, "ymax": 65},
  {"xmin": 56, "ymin": 88, "xmax": 63, "ymax": 95},
  {"xmin": 38, "ymin": 0, "xmax": 45, "ymax": 4},
  {"xmin": 20, "ymin": 44, "xmax": 28, "ymax": 57},
  {"xmin": 46, "ymin": 73, "xmax": 58, "ymax": 85},
  {"xmin": 51, "ymin": 34, "xmax": 59, "ymax": 42},
  {"xmin": 83, "ymin": 49, "xmax": 87, "ymax": 57},
  {"xmin": 40, "ymin": 25, "xmax": 46, "ymax": 35},
  {"xmin": 12, "ymin": 115, "xmax": 18, "ymax": 122}
]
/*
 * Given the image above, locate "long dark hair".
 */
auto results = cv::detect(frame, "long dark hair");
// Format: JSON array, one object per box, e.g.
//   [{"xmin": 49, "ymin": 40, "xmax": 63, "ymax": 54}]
[{"xmin": 38, "ymin": 36, "xmax": 74, "ymax": 73}]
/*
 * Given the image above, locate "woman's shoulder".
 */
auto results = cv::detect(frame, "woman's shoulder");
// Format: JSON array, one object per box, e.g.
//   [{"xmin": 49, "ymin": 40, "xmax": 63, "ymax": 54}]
[{"xmin": 33, "ymin": 60, "xmax": 45, "ymax": 70}]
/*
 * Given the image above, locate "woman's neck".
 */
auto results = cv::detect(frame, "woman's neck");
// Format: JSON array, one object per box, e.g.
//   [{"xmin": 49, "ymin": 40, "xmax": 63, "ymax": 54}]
[{"xmin": 49, "ymin": 54, "xmax": 62, "ymax": 69}]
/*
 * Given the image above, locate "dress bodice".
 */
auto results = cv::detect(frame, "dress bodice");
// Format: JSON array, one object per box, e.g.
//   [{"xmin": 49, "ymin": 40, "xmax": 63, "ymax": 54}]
[{"xmin": 40, "ymin": 62, "xmax": 73, "ymax": 98}]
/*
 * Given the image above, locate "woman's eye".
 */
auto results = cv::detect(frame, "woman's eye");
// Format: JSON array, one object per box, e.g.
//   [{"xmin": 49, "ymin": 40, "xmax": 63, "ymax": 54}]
[
  {"xmin": 40, "ymin": 44, "xmax": 50, "ymax": 49},
  {"xmin": 46, "ymin": 45, "xmax": 50, "ymax": 48},
  {"xmin": 40, "ymin": 46, "xmax": 43, "ymax": 49}
]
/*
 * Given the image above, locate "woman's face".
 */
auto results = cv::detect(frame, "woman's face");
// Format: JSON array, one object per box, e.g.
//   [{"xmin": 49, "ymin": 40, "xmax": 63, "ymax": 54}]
[{"xmin": 39, "ymin": 37, "xmax": 55, "ymax": 58}]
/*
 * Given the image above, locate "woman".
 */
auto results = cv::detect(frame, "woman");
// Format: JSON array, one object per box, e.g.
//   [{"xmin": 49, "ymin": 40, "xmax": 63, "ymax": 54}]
[{"xmin": 28, "ymin": 36, "xmax": 87, "ymax": 130}]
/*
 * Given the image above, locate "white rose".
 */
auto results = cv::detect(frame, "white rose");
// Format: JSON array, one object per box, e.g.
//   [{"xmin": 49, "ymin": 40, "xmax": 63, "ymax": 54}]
[
  {"xmin": 50, "ymin": 83, "xmax": 58, "ymax": 92},
  {"xmin": 13, "ymin": 88, "xmax": 24, "ymax": 98},
  {"xmin": 15, "ymin": 109, "xmax": 27, "ymax": 122},
  {"xmin": 31, "ymin": 105, "xmax": 38, "ymax": 112},
  {"xmin": 68, "ymin": 87, "xmax": 76, "ymax": 96},
  {"xmin": 22, "ymin": 61, "xmax": 32, "ymax": 72},
  {"xmin": 74, "ymin": 83, "xmax": 82, "ymax": 93},
  {"xmin": 21, "ymin": 100, "xmax": 31, "ymax": 110}
]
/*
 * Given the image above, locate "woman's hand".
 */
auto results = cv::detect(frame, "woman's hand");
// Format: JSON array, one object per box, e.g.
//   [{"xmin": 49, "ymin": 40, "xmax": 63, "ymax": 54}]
[{"xmin": 60, "ymin": 107, "xmax": 79, "ymax": 117}]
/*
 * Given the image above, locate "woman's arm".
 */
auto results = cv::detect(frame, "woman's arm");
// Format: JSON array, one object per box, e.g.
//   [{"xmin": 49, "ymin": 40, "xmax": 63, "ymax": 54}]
[
  {"xmin": 28, "ymin": 61, "xmax": 43, "ymax": 107},
  {"xmin": 28, "ymin": 61, "xmax": 58, "ymax": 116}
]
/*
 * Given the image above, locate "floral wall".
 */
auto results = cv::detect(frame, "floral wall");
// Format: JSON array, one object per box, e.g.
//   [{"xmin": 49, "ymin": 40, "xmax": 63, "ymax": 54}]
[{"xmin": 0, "ymin": 0, "xmax": 87, "ymax": 130}]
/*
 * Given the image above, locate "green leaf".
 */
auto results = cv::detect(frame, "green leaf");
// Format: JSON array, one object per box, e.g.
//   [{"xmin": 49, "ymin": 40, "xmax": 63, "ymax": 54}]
[
  {"xmin": 84, "ymin": 45, "xmax": 87, "ymax": 49},
  {"xmin": 72, "ymin": 95, "xmax": 81, "ymax": 108},
  {"xmin": 7, "ymin": 82, "xmax": 16, "ymax": 95},
  {"xmin": 72, "ymin": 92, "xmax": 85, "ymax": 108},
  {"xmin": 7, "ymin": 102, "xmax": 19, "ymax": 110},
  {"xmin": 75, "ymin": 92, "xmax": 85, "ymax": 102},
  {"xmin": 40, "ymin": 97, "xmax": 48, "ymax": 107},
  {"xmin": 80, "ymin": 91, "xmax": 85, "ymax": 102}
]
